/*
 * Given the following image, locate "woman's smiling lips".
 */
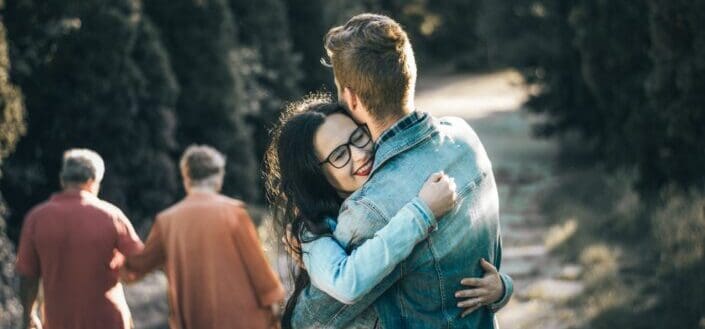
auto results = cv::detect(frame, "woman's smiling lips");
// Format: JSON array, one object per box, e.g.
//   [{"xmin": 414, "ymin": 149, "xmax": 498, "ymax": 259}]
[{"xmin": 353, "ymin": 158, "xmax": 373, "ymax": 176}]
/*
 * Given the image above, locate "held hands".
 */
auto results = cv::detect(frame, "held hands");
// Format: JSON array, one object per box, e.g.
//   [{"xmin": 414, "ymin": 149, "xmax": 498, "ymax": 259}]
[
  {"xmin": 455, "ymin": 259, "xmax": 504, "ymax": 317},
  {"xmin": 418, "ymin": 171, "xmax": 458, "ymax": 220}
]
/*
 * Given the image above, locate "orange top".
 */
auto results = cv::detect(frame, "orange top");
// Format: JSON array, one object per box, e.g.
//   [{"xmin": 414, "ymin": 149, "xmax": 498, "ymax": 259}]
[
  {"xmin": 126, "ymin": 191, "xmax": 285, "ymax": 329},
  {"xmin": 15, "ymin": 190, "xmax": 143, "ymax": 329}
]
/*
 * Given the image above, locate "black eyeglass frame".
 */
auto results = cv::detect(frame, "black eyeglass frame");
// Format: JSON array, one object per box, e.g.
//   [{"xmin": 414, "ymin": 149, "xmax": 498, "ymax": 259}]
[{"xmin": 318, "ymin": 125, "xmax": 373, "ymax": 169}]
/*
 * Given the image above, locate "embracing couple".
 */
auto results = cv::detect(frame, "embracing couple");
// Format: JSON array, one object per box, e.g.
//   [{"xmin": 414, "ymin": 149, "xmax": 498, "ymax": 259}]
[{"xmin": 266, "ymin": 14, "xmax": 513, "ymax": 329}]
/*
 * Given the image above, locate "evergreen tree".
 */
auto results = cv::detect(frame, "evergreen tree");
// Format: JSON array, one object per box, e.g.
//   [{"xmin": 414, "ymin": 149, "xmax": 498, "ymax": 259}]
[
  {"xmin": 568, "ymin": 0, "xmax": 652, "ymax": 172},
  {"xmin": 284, "ymin": 0, "xmax": 333, "ymax": 92},
  {"xmin": 2, "ymin": 0, "xmax": 180, "ymax": 239},
  {"xmin": 228, "ymin": 0, "xmax": 302, "ymax": 175},
  {"xmin": 641, "ymin": 0, "xmax": 705, "ymax": 193},
  {"xmin": 143, "ymin": 0, "xmax": 259, "ymax": 202},
  {"xmin": 0, "ymin": 0, "xmax": 25, "ymax": 324}
]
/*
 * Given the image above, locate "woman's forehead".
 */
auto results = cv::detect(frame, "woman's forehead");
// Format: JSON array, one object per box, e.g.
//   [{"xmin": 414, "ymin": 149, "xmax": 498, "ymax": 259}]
[{"xmin": 316, "ymin": 113, "xmax": 356, "ymax": 150}]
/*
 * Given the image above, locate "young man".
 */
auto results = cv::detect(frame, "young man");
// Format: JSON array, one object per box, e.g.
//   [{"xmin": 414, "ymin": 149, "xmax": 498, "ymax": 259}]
[
  {"xmin": 292, "ymin": 14, "xmax": 512, "ymax": 328},
  {"xmin": 16, "ymin": 149, "xmax": 143, "ymax": 329},
  {"xmin": 124, "ymin": 145, "xmax": 284, "ymax": 329}
]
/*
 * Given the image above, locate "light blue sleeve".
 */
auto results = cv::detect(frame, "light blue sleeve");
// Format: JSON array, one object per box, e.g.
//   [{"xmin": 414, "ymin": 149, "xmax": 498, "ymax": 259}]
[{"xmin": 301, "ymin": 197, "xmax": 436, "ymax": 305}]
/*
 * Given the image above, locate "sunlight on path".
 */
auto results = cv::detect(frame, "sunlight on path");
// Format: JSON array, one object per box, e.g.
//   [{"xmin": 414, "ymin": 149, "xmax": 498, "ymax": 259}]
[{"xmin": 416, "ymin": 70, "xmax": 528, "ymax": 119}]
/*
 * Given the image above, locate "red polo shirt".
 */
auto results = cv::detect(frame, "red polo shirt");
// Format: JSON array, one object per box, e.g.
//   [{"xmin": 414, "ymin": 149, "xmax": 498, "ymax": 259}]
[{"xmin": 15, "ymin": 189, "xmax": 143, "ymax": 329}]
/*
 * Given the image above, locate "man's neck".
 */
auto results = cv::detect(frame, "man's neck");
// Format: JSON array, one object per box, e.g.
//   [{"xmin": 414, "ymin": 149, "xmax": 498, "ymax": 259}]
[
  {"xmin": 369, "ymin": 106, "xmax": 413, "ymax": 142},
  {"xmin": 186, "ymin": 186, "xmax": 219, "ymax": 195},
  {"xmin": 63, "ymin": 186, "xmax": 94, "ymax": 195}
]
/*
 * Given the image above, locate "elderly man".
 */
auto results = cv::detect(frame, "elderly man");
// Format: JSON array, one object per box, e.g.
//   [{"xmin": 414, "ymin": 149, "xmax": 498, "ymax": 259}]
[
  {"xmin": 125, "ymin": 145, "xmax": 284, "ymax": 329},
  {"xmin": 16, "ymin": 149, "xmax": 143, "ymax": 329}
]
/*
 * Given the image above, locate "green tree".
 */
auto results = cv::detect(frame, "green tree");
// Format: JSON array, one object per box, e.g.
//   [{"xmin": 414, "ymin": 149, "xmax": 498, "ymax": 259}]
[
  {"xmin": 144, "ymin": 0, "xmax": 259, "ymax": 202},
  {"xmin": 228, "ymin": 0, "xmax": 302, "ymax": 173},
  {"xmin": 641, "ymin": 0, "xmax": 705, "ymax": 192},
  {"xmin": 284, "ymin": 0, "xmax": 334, "ymax": 92},
  {"xmin": 0, "ymin": 0, "xmax": 25, "ymax": 324},
  {"xmin": 2, "ymin": 0, "xmax": 180, "ymax": 239}
]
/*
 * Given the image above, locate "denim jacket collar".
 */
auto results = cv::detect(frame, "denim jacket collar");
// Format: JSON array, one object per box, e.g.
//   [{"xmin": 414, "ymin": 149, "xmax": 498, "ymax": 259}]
[{"xmin": 371, "ymin": 111, "xmax": 436, "ymax": 174}]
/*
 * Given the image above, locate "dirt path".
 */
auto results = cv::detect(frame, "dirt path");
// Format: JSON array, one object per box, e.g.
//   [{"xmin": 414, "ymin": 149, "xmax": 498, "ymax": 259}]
[{"xmin": 418, "ymin": 70, "xmax": 583, "ymax": 329}]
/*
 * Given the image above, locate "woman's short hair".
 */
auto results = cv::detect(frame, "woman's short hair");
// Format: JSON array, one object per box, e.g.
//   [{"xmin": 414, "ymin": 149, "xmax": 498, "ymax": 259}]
[
  {"xmin": 60, "ymin": 149, "xmax": 105, "ymax": 186},
  {"xmin": 179, "ymin": 145, "xmax": 226, "ymax": 188}
]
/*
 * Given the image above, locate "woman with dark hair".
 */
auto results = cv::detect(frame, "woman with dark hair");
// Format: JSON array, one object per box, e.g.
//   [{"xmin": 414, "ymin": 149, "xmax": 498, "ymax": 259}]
[{"xmin": 265, "ymin": 95, "xmax": 511, "ymax": 328}]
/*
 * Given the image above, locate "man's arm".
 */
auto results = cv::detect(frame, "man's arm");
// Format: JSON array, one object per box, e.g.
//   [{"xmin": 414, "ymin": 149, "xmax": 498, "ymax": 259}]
[
  {"xmin": 19, "ymin": 275, "xmax": 41, "ymax": 329},
  {"xmin": 16, "ymin": 215, "xmax": 42, "ymax": 329},
  {"xmin": 124, "ymin": 218, "xmax": 165, "ymax": 278},
  {"xmin": 114, "ymin": 209, "xmax": 144, "ymax": 257}
]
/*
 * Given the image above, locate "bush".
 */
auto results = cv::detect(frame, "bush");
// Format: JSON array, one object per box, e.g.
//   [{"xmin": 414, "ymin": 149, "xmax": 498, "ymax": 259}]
[
  {"xmin": 143, "ymin": 0, "xmax": 259, "ymax": 202},
  {"xmin": 640, "ymin": 0, "xmax": 705, "ymax": 193},
  {"xmin": 228, "ymin": 0, "xmax": 302, "ymax": 182},
  {"xmin": 478, "ymin": 0, "xmax": 705, "ymax": 196},
  {"xmin": 652, "ymin": 190, "xmax": 705, "ymax": 323},
  {"xmin": 0, "ymin": 2, "xmax": 24, "ymax": 324}
]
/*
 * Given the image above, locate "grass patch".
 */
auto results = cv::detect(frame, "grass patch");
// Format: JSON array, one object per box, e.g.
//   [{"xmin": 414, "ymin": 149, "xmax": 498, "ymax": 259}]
[{"xmin": 535, "ymin": 166, "xmax": 705, "ymax": 328}]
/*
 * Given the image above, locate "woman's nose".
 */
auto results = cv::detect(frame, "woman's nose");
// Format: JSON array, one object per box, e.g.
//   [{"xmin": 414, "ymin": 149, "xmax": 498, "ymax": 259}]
[{"xmin": 350, "ymin": 145, "xmax": 370, "ymax": 163}]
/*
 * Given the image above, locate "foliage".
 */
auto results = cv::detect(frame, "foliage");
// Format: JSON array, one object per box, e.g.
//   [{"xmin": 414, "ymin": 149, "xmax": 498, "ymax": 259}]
[
  {"xmin": 228, "ymin": 0, "xmax": 302, "ymax": 178},
  {"xmin": 2, "ymin": 0, "xmax": 180, "ymax": 239},
  {"xmin": 0, "ymin": 0, "xmax": 25, "ymax": 324},
  {"xmin": 477, "ymin": 0, "xmax": 705, "ymax": 195},
  {"xmin": 143, "ymin": 0, "xmax": 258, "ymax": 202}
]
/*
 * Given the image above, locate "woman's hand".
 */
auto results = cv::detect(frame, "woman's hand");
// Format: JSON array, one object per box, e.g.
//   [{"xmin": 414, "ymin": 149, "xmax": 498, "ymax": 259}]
[
  {"xmin": 418, "ymin": 171, "xmax": 458, "ymax": 219},
  {"xmin": 455, "ymin": 259, "xmax": 504, "ymax": 317},
  {"xmin": 282, "ymin": 224, "xmax": 305, "ymax": 270}
]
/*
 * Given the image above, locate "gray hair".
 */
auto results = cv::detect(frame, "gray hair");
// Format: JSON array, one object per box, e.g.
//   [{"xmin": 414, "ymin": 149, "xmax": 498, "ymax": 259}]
[
  {"xmin": 180, "ymin": 145, "xmax": 226, "ymax": 189},
  {"xmin": 60, "ymin": 149, "xmax": 105, "ymax": 186}
]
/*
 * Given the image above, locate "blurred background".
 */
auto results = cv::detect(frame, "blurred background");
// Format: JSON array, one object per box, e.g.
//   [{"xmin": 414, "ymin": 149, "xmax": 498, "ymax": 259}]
[{"xmin": 1, "ymin": 0, "xmax": 703, "ymax": 328}]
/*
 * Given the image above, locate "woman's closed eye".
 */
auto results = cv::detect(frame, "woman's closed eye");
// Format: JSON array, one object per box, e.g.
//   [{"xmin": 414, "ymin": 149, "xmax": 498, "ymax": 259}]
[
  {"xmin": 352, "ymin": 130, "xmax": 365, "ymax": 143},
  {"xmin": 331, "ymin": 147, "xmax": 347, "ymax": 162}
]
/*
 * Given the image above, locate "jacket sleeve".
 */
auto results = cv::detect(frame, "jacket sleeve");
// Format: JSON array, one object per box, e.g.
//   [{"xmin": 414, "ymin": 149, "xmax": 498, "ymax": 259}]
[
  {"xmin": 302, "ymin": 197, "xmax": 437, "ymax": 304},
  {"xmin": 292, "ymin": 198, "xmax": 409, "ymax": 328},
  {"xmin": 125, "ymin": 216, "xmax": 165, "ymax": 275},
  {"xmin": 15, "ymin": 215, "xmax": 40, "ymax": 278},
  {"xmin": 231, "ymin": 206, "xmax": 285, "ymax": 307}
]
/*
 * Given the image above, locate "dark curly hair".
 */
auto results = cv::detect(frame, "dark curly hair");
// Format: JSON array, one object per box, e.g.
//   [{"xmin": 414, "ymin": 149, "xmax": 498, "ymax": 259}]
[{"xmin": 263, "ymin": 93, "xmax": 348, "ymax": 328}]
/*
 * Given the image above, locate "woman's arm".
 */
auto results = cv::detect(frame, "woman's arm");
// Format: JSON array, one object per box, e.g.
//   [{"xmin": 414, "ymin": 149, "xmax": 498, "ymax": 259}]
[
  {"xmin": 302, "ymin": 196, "xmax": 434, "ymax": 304},
  {"xmin": 302, "ymin": 172, "xmax": 456, "ymax": 304}
]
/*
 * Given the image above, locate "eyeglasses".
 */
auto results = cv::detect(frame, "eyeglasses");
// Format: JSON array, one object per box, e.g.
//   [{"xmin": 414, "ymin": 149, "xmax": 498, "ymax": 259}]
[{"xmin": 319, "ymin": 125, "xmax": 373, "ymax": 169}]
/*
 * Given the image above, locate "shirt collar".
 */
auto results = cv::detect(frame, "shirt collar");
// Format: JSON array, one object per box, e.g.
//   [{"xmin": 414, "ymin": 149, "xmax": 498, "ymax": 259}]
[
  {"xmin": 51, "ymin": 189, "xmax": 96, "ymax": 201},
  {"xmin": 375, "ymin": 111, "xmax": 425, "ymax": 147}
]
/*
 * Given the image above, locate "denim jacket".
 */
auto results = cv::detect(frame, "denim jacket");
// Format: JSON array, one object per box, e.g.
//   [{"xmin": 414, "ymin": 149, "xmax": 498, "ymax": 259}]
[{"xmin": 292, "ymin": 112, "xmax": 512, "ymax": 329}]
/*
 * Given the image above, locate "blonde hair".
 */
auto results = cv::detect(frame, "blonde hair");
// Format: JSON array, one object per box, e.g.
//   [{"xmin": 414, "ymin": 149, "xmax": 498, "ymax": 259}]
[{"xmin": 324, "ymin": 13, "xmax": 417, "ymax": 122}]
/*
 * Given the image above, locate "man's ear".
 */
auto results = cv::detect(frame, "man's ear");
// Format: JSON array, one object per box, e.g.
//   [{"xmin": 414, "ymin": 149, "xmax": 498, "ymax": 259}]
[{"xmin": 343, "ymin": 86, "xmax": 359, "ymax": 112}]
